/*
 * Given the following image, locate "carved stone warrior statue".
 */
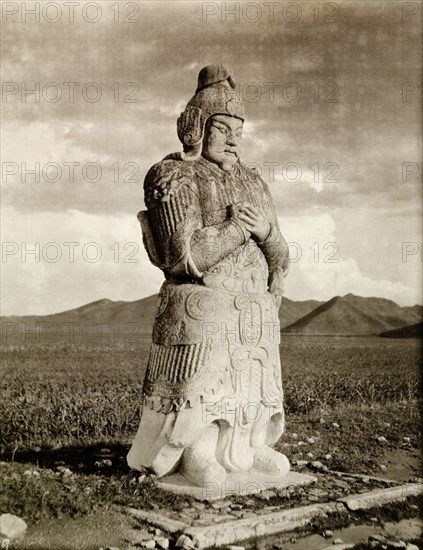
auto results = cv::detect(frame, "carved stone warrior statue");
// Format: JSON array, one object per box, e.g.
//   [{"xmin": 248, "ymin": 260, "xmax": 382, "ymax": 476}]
[{"xmin": 127, "ymin": 65, "xmax": 291, "ymax": 487}]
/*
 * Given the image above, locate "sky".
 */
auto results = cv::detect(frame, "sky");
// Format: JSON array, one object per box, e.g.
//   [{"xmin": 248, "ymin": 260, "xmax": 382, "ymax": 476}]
[{"xmin": 1, "ymin": 0, "xmax": 422, "ymax": 315}]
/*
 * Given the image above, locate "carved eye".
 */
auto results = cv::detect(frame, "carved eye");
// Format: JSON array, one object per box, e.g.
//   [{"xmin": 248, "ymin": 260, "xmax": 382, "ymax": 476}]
[{"xmin": 214, "ymin": 125, "xmax": 227, "ymax": 135}]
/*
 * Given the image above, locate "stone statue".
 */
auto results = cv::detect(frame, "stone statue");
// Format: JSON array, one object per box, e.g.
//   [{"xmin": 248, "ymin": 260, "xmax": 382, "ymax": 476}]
[{"xmin": 128, "ymin": 65, "xmax": 291, "ymax": 488}]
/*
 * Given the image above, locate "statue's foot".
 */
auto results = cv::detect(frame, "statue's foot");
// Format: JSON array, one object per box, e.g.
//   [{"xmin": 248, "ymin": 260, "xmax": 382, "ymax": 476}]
[
  {"xmin": 253, "ymin": 446, "xmax": 290, "ymax": 476},
  {"xmin": 181, "ymin": 448, "xmax": 226, "ymax": 486}
]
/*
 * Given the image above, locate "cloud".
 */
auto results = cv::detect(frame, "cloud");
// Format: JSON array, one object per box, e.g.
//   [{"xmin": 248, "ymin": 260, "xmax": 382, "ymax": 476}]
[
  {"xmin": 1, "ymin": 207, "xmax": 163, "ymax": 315},
  {"xmin": 281, "ymin": 214, "xmax": 422, "ymax": 306}
]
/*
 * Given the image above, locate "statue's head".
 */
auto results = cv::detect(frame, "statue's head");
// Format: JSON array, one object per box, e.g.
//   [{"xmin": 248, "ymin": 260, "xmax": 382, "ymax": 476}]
[{"xmin": 177, "ymin": 65, "xmax": 245, "ymax": 168}]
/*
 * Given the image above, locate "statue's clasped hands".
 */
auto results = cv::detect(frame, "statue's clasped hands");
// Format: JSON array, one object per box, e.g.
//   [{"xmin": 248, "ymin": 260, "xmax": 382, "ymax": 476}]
[{"xmin": 236, "ymin": 204, "xmax": 271, "ymax": 242}]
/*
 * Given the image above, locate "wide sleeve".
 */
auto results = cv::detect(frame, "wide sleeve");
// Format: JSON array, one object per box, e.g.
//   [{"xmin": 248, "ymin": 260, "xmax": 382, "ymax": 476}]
[
  {"xmin": 256, "ymin": 177, "xmax": 290, "ymax": 297},
  {"xmin": 139, "ymin": 159, "xmax": 250, "ymax": 280}
]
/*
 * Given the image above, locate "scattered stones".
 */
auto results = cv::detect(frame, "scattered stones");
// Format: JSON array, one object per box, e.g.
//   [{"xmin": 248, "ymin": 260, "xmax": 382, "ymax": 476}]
[
  {"xmin": 311, "ymin": 461, "xmax": 328, "ymax": 472},
  {"xmin": 95, "ymin": 459, "xmax": 112, "ymax": 468},
  {"xmin": 306, "ymin": 452, "xmax": 314, "ymax": 459},
  {"xmin": 211, "ymin": 501, "xmax": 227, "ymax": 510},
  {"xmin": 291, "ymin": 433, "xmax": 298, "ymax": 439},
  {"xmin": 56, "ymin": 466, "xmax": 72, "ymax": 476},
  {"xmin": 325, "ymin": 454, "xmax": 332, "ymax": 460},
  {"xmin": 23, "ymin": 469, "xmax": 40, "ymax": 477},
  {"xmin": 377, "ymin": 436, "xmax": 388, "ymax": 444},
  {"xmin": 141, "ymin": 541, "xmax": 156, "ymax": 549},
  {"xmin": 138, "ymin": 475, "xmax": 148, "ymax": 484},
  {"xmin": 156, "ymin": 537, "xmax": 169, "ymax": 549},
  {"xmin": 332, "ymin": 423, "xmax": 340, "ymax": 429},
  {"xmin": 403, "ymin": 437, "xmax": 411, "ymax": 443},
  {"xmin": 226, "ymin": 546, "xmax": 245, "ymax": 550},
  {"xmin": 175, "ymin": 534, "xmax": 195, "ymax": 549},
  {"xmin": 369, "ymin": 534, "xmax": 387, "ymax": 544},
  {"xmin": 191, "ymin": 502, "xmax": 206, "ymax": 511},
  {"xmin": 323, "ymin": 529, "xmax": 333, "ymax": 538},
  {"xmin": 379, "ymin": 464, "xmax": 387, "ymax": 473},
  {"xmin": 307, "ymin": 437, "xmax": 315, "ymax": 444},
  {"xmin": 383, "ymin": 422, "xmax": 391, "ymax": 428},
  {"xmin": 320, "ymin": 418, "xmax": 326, "ymax": 424},
  {"xmin": 295, "ymin": 460, "xmax": 308, "ymax": 468},
  {"xmin": 406, "ymin": 544, "xmax": 418, "ymax": 550},
  {"xmin": 333, "ymin": 479, "xmax": 350, "ymax": 489},
  {"xmin": 361, "ymin": 476, "xmax": 370, "ymax": 483},
  {"xmin": 333, "ymin": 539, "xmax": 344, "ymax": 544},
  {"xmin": 298, "ymin": 441, "xmax": 306, "ymax": 447},
  {"xmin": 0, "ymin": 514, "xmax": 27, "ymax": 539},
  {"xmin": 259, "ymin": 490, "xmax": 276, "ymax": 500}
]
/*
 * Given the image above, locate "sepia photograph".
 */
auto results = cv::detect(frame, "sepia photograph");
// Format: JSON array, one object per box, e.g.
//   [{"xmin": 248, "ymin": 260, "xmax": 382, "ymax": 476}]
[{"xmin": 1, "ymin": 1, "xmax": 422, "ymax": 549}]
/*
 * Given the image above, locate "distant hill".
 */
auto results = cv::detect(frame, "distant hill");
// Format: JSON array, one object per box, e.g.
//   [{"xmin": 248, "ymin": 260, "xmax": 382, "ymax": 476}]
[
  {"xmin": 282, "ymin": 294, "xmax": 423, "ymax": 336},
  {"xmin": 380, "ymin": 322, "xmax": 423, "ymax": 339},
  {"xmin": 280, "ymin": 297, "xmax": 324, "ymax": 329},
  {"xmin": 1, "ymin": 293, "xmax": 421, "ymax": 344}
]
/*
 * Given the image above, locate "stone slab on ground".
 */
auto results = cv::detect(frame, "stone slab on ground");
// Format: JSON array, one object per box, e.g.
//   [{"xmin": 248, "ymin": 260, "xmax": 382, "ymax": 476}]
[
  {"xmin": 339, "ymin": 483, "xmax": 423, "ymax": 511},
  {"xmin": 157, "ymin": 471, "xmax": 317, "ymax": 500},
  {"xmin": 126, "ymin": 508, "xmax": 187, "ymax": 533},
  {"xmin": 126, "ymin": 481, "xmax": 423, "ymax": 549},
  {"xmin": 181, "ymin": 501, "xmax": 341, "ymax": 549}
]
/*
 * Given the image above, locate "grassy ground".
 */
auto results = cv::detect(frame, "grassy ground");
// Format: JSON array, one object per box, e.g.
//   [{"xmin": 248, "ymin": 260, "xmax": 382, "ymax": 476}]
[{"xmin": 0, "ymin": 336, "xmax": 421, "ymax": 527}]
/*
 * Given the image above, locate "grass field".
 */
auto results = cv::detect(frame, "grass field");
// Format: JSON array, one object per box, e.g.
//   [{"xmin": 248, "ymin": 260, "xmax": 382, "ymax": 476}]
[{"xmin": 1, "ymin": 336, "xmax": 421, "ymax": 523}]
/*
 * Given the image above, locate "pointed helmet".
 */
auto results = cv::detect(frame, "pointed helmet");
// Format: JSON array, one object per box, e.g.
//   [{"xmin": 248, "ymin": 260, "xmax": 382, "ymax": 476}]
[{"xmin": 177, "ymin": 65, "xmax": 245, "ymax": 159}]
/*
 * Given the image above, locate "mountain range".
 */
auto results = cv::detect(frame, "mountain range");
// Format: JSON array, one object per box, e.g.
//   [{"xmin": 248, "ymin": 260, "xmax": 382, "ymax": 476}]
[{"xmin": 1, "ymin": 293, "xmax": 421, "ymax": 345}]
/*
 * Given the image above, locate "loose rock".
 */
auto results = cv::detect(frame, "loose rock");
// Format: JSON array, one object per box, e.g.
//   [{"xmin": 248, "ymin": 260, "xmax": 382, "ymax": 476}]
[
  {"xmin": 156, "ymin": 537, "xmax": 169, "ymax": 549},
  {"xmin": 259, "ymin": 490, "xmax": 276, "ymax": 500},
  {"xmin": 56, "ymin": 466, "xmax": 72, "ymax": 475},
  {"xmin": 369, "ymin": 535, "xmax": 387, "ymax": 544},
  {"xmin": 0, "ymin": 514, "xmax": 27, "ymax": 538},
  {"xmin": 311, "ymin": 461, "xmax": 328, "ymax": 472},
  {"xmin": 176, "ymin": 534, "xmax": 195, "ymax": 549}
]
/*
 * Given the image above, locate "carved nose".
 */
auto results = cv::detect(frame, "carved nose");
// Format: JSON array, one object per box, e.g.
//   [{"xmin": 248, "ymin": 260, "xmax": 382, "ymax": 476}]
[{"xmin": 227, "ymin": 134, "xmax": 237, "ymax": 146}]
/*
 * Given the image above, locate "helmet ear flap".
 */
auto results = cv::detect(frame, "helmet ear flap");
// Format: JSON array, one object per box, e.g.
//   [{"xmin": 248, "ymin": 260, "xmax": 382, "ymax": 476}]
[{"xmin": 177, "ymin": 106, "xmax": 206, "ymax": 146}]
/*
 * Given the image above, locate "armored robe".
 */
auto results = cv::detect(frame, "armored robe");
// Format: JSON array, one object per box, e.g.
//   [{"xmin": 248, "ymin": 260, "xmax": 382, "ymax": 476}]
[{"xmin": 127, "ymin": 153, "xmax": 290, "ymax": 475}]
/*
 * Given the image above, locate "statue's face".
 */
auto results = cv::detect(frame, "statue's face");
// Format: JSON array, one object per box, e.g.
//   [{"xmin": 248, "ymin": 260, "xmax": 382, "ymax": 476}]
[{"xmin": 202, "ymin": 114, "xmax": 243, "ymax": 170}]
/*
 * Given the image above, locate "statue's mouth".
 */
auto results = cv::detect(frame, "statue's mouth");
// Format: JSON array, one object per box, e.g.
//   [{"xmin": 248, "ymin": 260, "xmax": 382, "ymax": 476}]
[{"xmin": 224, "ymin": 150, "xmax": 237, "ymax": 156}]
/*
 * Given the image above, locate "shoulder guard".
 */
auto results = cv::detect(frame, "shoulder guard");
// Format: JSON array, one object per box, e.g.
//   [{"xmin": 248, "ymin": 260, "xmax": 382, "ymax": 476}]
[{"xmin": 144, "ymin": 158, "xmax": 196, "ymax": 209}]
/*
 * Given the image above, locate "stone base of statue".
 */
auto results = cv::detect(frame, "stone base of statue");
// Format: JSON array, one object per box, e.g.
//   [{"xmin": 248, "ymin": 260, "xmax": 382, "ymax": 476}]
[{"xmin": 157, "ymin": 470, "xmax": 317, "ymax": 500}]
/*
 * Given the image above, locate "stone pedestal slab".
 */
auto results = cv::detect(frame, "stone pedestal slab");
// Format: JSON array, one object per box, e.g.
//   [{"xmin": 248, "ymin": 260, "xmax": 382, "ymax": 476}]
[{"xmin": 157, "ymin": 470, "xmax": 317, "ymax": 500}]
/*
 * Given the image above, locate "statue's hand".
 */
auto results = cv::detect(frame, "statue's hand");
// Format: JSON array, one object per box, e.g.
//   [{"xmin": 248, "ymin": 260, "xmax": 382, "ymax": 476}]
[{"xmin": 237, "ymin": 205, "xmax": 271, "ymax": 242}]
